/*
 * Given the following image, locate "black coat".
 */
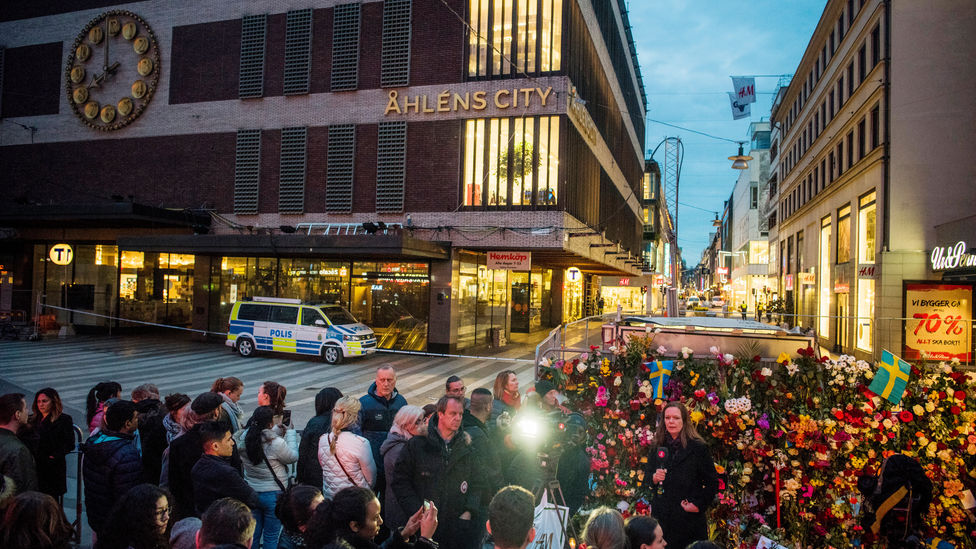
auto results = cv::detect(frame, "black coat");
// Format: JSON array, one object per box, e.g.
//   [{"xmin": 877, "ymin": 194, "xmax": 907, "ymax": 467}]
[
  {"xmin": 391, "ymin": 414, "xmax": 482, "ymax": 549},
  {"xmin": 191, "ymin": 454, "xmax": 260, "ymax": 515},
  {"xmin": 359, "ymin": 384, "xmax": 408, "ymax": 469},
  {"xmin": 460, "ymin": 411, "xmax": 502, "ymax": 505},
  {"xmin": 297, "ymin": 412, "xmax": 332, "ymax": 487},
  {"xmin": 29, "ymin": 413, "xmax": 75, "ymax": 497},
  {"xmin": 167, "ymin": 423, "xmax": 244, "ymax": 520},
  {"xmin": 135, "ymin": 399, "xmax": 167, "ymax": 485},
  {"xmin": 81, "ymin": 430, "xmax": 143, "ymax": 534},
  {"xmin": 647, "ymin": 437, "xmax": 719, "ymax": 549}
]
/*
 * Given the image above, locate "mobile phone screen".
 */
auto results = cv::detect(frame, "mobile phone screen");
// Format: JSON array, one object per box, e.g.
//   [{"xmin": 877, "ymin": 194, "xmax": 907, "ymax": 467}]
[{"xmin": 282, "ymin": 409, "xmax": 292, "ymax": 426}]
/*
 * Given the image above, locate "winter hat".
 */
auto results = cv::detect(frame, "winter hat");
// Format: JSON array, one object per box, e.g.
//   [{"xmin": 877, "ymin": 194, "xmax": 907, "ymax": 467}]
[
  {"xmin": 534, "ymin": 379, "xmax": 556, "ymax": 397},
  {"xmin": 190, "ymin": 392, "xmax": 224, "ymax": 415},
  {"xmin": 169, "ymin": 517, "xmax": 202, "ymax": 549}
]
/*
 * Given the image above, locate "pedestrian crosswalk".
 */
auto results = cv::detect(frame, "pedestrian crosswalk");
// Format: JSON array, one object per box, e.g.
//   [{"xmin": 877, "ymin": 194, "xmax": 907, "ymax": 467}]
[{"xmin": 0, "ymin": 334, "xmax": 538, "ymax": 429}]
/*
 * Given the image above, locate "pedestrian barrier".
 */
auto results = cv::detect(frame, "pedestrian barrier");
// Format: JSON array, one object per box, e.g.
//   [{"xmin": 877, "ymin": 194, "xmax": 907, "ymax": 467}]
[{"xmin": 70, "ymin": 423, "xmax": 85, "ymax": 544}]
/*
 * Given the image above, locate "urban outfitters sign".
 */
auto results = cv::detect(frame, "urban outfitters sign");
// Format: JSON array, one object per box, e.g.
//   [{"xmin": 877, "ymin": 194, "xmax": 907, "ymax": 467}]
[
  {"xmin": 487, "ymin": 251, "xmax": 531, "ymax": 271},
  {"xmin": 384, "ymin": 87, "xmax": 554, "ymax": 115},
  {"xmin": 903, "ymin": 282, "xmax": 973, "ymax": 363}
]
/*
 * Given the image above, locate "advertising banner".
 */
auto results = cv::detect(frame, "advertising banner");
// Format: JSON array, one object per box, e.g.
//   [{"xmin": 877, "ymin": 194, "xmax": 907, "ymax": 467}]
[
  {"xmin": 487, "ymin": 251, "xmax": 531, "ymax": 271},
  {"xmin": 903, "ymin": 282, "xmax": 973, "ymax": 362}
]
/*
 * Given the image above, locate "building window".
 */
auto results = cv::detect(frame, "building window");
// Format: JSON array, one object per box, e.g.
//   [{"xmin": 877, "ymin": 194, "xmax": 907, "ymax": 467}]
[
  {"xmin": 813, "ymin": 167, "xmax": 819, "ymax": 194},
  {"xmin": 836, "ymin": 142, "xmax": 844, "ymax": 177},
  {"xmin": 283, "ymin": 9, "xmax": 313, "ymax": 95},
  {"xmin": 858, "ymin": 44, "xmax": 866, "ymax": 82},
  {"xmin": 857, "ymin": 118, "xmax": 866, "ymax": 160},
  {"xmin": 820, "ymin": 158, "xmax": 826, "ymax": 189},
  {"xmin": 829, "ymin": 89, "xmax": 835, "ymax": 119},
  {"xmin": 846, "ymin": 130, "xmax": 854, "ymax": 170},
  {"xmin": 326, "ymin": 125, "xmax": 356, "ymax": 213},
  {"xmin": 837, "ymin": 75, "xmax": 844, "ymax": 106},
  {"xmin": 279, "ymin": 127, "xmax": 307, "ymax": 213},
  {"xmin": 376, "ymin": 121, "xmax": 408, "ymax": 212},
  {"xmin": 828, "ymin": 151, "xmax": 835, "ymax": 183},
  {"xmin": 381, "ymin": 0, "xmax": 412, "ymax": 87},
  {"xmin": 819, "ymin": 215, "xmax": 831, "ymax": 336},
  {"xmin": 871, "ymin": 24, "xmax": 881, "ymax": 68},
  {"xmin": 463, "ymin": 115, "xmax": 560, "ymax": 207},
  {"xmin": 239, "ymin": 14, "xmax": 267, "ymax": 99},
  {"xmin": 856, "ymin": 191, "xmax": 876, "ymax": 351},
  {"xmin": 847, "ymin": 62, "xmax": 855, "ymax": 97},
  {"xmin": 750, "ymin": 183, "xmax": 758, "ymax": 209},
  {"xmin": 829, "ymin": 30, "xmax": 836, "ymax": 56},
  {"xmin": 870, "ymin": 103, "xmax": 880, "ymax": 149},
  {"xmin": 468, "ymin": 0, "xmax": 562, "ymax": 78},
  {"xmin": 331, "ymin": 3, "xmax": 361, "ymax": 91},
  {"xmin": 234, "ymin": 129, "xmax": 261, "ymax": 214},
  {"xmin": 838, "ymin": 13, "xmax": 845, "ymax": 41},
  {"xmin": 837, "ymin": 204, "xmax": 851, "ymax": 263}
]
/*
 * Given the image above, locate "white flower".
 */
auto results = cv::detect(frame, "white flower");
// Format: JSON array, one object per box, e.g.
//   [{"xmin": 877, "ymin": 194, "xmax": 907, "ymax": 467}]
[
  {"xmin": 613, "ymin": 376, "xmax": 622, "ymax": 386},
  {"xmin": 645, "ymin": 326, "xmax": 653, "ymax": 333},
  {"xmin": 616, "ymin": 500, "xmax": 630, "ymax": 513},
  {"xmin": 654, "ymin": 328, "xmax": 662, "ymax": 334},
  {"xmin": 786, "ymin": 362, "xmax": 799, "ymax": 376},
  {"xmin": 609, "ymin": 345, "xmax": 618, "ymax": 352},
  {"xmin": 723, "ymin": 353, "xmax": 735, "ymax": 364},
  {"xmin": 577, "ymin": 363, "xmax": 587, "ymax": 373},
  {"xmin": 761, "ymin": 367, "xmax": 772, "ymax": 377},
  {"xmin": 657, "ymin": 345, "xmax": 667, "ymax": 355},
  {"xmin": 710, "ymin": 346, "xmax": 720, "ymax": 355},
  {"xmin": 539, "ymin": 357, "xmax": 551, "ymax": 368},
  {"xmin": 681, "ymin": 346, "xmax": 693, "ymax": 359}
]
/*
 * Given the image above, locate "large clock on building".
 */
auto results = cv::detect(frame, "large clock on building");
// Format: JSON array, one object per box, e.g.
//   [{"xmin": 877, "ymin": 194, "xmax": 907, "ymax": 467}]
[{"xmin": 65, "ymin": 10, "xmax": 161, "ymax": 131}]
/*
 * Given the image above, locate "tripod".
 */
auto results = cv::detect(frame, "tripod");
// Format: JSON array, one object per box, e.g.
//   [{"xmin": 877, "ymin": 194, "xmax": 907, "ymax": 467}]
[{"xmin": 530, "ymin": 473, "xmax": 579, "ymax": 548}]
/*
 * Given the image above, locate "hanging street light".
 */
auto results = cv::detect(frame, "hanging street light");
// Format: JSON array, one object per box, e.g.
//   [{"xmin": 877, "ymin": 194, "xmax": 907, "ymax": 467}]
[{"xmin": 729, "ymin": 141, "xmax": 753, "ymax": 170}]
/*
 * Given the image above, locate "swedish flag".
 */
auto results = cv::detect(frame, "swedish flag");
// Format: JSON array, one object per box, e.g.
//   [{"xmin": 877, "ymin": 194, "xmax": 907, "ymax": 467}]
[
  {"xmin": 867, "ymin": 350, "xmax": 911, "ymax": 405},
  {"xmin": 644, "ymin": 360, "xmax": 674, "ymax": 399}
]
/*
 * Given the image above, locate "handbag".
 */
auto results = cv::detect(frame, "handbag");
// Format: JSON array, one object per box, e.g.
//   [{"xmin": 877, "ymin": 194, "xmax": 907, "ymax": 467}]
[
  {"xmin": 262, "ymin": 449, "xmax": 293, "ymax": 492},
  {"xmin": 327, "ymin": 433, "xmax": 360, "ymax": 486}
]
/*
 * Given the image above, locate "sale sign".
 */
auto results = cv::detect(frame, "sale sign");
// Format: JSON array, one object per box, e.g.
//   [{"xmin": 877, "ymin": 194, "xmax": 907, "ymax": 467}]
[{"xmin": 904, "ymin": 282, "xmax": 973, "ymax": 362}]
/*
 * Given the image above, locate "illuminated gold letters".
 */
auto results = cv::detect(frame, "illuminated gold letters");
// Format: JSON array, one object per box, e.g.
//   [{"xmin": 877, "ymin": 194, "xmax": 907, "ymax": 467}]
[
  {"xmin": 472, "ymin": 91, "xmax": 487, "ymax": 110},
  {"xmin": 385, "ymin": 91, "xmax": 402, "ymax": 115},
  {"xmin": 453, "ymin": 92, "xmax": 470, "ymax": 111},
  {"xmin": 382, "ymin": 87, "xmax": 553, "ymax": 115},
  {"xmin": 494, "ymin": 89, "xmax": 511, "ymax": 108}
]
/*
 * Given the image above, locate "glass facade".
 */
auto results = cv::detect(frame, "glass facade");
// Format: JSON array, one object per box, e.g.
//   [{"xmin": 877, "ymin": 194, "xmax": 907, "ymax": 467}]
[
  {"xmin": 819, "ymin": 216, "xmax": 831, "ymax": 336},
  {"xmin": 463, "ymin": 116, "xmax": 560, "ymax": 207},
  {"xmin": 118, "ymin": 251, "xmax": 195, "ymax": 326},
  {"xmin": 837, "ymin": 205, "xmax": 851, "ymax": 263},
  {"xmin": 33, "ymin": 244, "xmax": 119, "ymax": 328},
  {"xmin": 856, "ymin": 192, "xmax": 876, "ymax": 351},
  {"xmin": 467, "ymin": 0, "xmax": 562, "ymax": 77}
]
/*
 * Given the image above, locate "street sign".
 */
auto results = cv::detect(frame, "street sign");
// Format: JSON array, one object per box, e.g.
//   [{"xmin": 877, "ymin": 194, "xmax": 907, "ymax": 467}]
[{"xmin": 49, "ymin": 244, "xmax": 74, "ymax": 265}]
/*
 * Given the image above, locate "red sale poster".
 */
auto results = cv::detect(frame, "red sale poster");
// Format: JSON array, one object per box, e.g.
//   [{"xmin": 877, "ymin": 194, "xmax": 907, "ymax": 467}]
[{"xmin": 903, "ymin": 282, "xmax": 973, "ymax": 362}]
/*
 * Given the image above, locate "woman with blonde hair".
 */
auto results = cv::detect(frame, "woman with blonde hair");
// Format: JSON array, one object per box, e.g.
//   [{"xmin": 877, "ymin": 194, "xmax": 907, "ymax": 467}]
[
  {"xmin": 318, "ymin": 396, "xmax": 376, "ymax": 498},
  {"xmin": 582, "ymin": 506, "xmax": 627, "ymax": 549},
  {"xmin": 647, "ymin": 401, "xmax": 718, "ymax": 549},
  {"xmin": 379, "ymin": 405, "xmax": 425, "ymax": 530}
]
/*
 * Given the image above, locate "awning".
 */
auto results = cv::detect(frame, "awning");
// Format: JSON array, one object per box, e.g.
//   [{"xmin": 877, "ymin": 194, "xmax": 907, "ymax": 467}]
[{"xmin": 117, "ymin": 233, "xmax": 450, "ymax": 260}]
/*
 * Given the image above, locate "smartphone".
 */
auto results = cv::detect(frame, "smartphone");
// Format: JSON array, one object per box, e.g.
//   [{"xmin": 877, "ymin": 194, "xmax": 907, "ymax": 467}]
[
  {"xmin": 423, "ymin": 500, "xmax": 431, "ymax": 512},
  {"xmin": 281, "ymin": 409, "xmax": 292, "ymax": 427}
]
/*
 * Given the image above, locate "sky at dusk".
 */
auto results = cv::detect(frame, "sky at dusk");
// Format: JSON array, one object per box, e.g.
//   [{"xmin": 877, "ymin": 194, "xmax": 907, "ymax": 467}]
[{"xmin": 626, "ymin": 0, "xmax": 826, "ymax": 263}]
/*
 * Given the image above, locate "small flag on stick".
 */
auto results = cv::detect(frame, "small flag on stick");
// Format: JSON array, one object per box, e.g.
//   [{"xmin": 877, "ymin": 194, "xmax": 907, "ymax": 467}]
[
  {"xmin": 644, "ymin": 360, "xmax": 674, "ymax": 399},
  {"xmin": 867, "ymin": 350, "xmax": 911, "ymax": 405}
]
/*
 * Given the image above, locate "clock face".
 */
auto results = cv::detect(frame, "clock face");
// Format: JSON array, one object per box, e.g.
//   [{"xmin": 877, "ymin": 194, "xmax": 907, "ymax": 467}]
[{"xmin": 65, "ymin": 10, "xmax": 161, "ymax": 131}]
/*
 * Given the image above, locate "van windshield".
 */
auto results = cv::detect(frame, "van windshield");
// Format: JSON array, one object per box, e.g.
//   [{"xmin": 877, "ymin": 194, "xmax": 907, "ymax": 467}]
[{"xmin": 321, "ymin": 306, "xmax": 358, "ymax": 325}]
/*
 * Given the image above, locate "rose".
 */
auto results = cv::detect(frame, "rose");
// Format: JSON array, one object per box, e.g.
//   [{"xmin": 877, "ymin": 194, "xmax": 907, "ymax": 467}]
[
  {"xmin": 955, "ymin": 390, "xmax": 967, "ymax": 401},
  {"xmin": 657, "ymin": 345, "xmax": 667, "ymax": 355},
  {"xmin": 681, "ymin": 346, "xmax": 693, "ymax": 358},
  {"xmin": 898, "ymin": 410, "xmax": 913, "ymax": 423}
]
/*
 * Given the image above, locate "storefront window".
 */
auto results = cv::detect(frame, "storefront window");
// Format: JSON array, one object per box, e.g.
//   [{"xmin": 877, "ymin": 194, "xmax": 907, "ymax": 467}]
[
  {"xmin": 278, "ymin": 260, "xmax": 350, "ymax": 305},
  {"xmin": 351, "ymin": 262, "xmax": 429, "ymax": 351},
  {"xmin": 457, "ymin": 257, "xmax": 479, "ymax": 348},
  {"xmin": 837, "ymin": 205, "xmax": 851, "ymax": 263},
  {"xmin": 563, "ymin": 268, "xmax": 583, "ymax": 321},
  {"xmin": 463, "ymin": 116, "xmax": 559, "ymax": 207},
  {"xmin": 819, "ymin": 216, "xmax": 831, "ymax": 336},
  {"xmin": 119, "ymin": 251, "xmax": 193, "ymax": 326},
  {"xmin": 467, "ymin": 0, "xmax": 561, "ymax": 77},
  {"xmin": 34, "ymin": 244, "xmax": 119, "ymax": 328},
  {"xmin": 856, "ymin": 192, "xmax": 876, "ymax": 351},
  {"xmin": 749, "ymin": 241, "xmax": 769, "ymax": 264}
]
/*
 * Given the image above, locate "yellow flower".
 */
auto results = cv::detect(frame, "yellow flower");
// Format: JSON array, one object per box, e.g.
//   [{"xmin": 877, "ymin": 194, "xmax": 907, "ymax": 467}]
[
  {"xmin": 926, "ymin": 402, "xmax": 936, "ymax": 412},
  {"xmin": 690, "ymin": 410, "xmax": 705, "ymax": 423},
  {"xmin": 912, "ymin": 404, "xmax": 925, "ymax": 416}
]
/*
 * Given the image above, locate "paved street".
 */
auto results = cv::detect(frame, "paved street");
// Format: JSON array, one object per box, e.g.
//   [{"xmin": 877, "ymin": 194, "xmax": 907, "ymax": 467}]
[{"xmin": 0, "ymin": 333, "xmax": 538, "ymax": 430}]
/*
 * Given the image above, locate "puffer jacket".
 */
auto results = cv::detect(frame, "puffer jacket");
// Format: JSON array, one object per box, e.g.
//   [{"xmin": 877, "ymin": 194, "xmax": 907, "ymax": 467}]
[
  {"xmin": 81, "ymin": 430, "xmax": 142, "ymax": 534},
  {"xmin": 380, "ymin": 430, "xmax": 411, "ymax": 530},
  {"xmin": 358, "ymin": 384, "xmax": 407, "ymax": 466},
  {"xmin": 318, "ymin": 430, "xmax": 375, "ymax": 498},
  {"xmin": 238, "ymin": 426, "xmax": 299, "ymax": 492},
  {"xmin": 391, "ymin": 414, "xmax": 482, "ymax": 549}
]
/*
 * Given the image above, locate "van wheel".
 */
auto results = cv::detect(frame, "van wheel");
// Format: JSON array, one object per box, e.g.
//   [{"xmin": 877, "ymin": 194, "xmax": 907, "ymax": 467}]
[
  {"xmin": 237, "ymin": 337, "xmax": 256, "ymax": 357},
  {"xmin": 322, "ymin": 345, "xmax": 343, "ymax": 365}
]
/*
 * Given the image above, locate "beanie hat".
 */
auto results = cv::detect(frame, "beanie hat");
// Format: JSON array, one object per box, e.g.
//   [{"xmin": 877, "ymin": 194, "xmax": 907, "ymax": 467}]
[
  {"xmin": 190, "ymin": 392, "xmax": 224, "ymax": 415},
  {"xmin": 534, "ymin": 379, "xmax": 556, "ymax": 397}
]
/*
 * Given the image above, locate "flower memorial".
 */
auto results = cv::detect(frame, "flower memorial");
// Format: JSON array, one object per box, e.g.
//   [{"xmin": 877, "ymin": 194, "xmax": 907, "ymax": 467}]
[{"xmin": 537, "ymin": 336, "xmax": 976, "ymax": 548}]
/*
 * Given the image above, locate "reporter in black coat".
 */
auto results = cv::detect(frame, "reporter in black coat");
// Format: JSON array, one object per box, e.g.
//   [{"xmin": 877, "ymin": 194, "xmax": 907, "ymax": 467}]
[
  {"xmin": 646, "ymin": 401, "xmax": 718, "ymax": 549},
  {"xmin": 27, "ymin": 388, "xmax": 76, "ymax": 502}
]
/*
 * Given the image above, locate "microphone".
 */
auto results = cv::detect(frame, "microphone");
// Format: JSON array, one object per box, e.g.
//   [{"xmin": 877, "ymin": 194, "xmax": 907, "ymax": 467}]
[{"xmin": 656, "ymin": 446, "xmax": 669, "ymax": 465}]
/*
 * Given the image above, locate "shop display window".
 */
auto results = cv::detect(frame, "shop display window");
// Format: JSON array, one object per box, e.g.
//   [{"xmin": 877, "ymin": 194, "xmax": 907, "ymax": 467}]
[
  {"xmin": 351, "ymin": 262, "xmax": 429, "ymax": 351},
  {"xmin": 119, "ymin": 251, "xmax": 194, "ymax": 327},
  {"xmin": 819, "ymin": 217, "xmax": 831, "ymax": 336},
  {"xmin": 34, "ymin": 244, "xmax": 120, "ymax": 328},
  {"xmin": 856, "ymin": 192, "xmax": 876, "ymax": 351}
]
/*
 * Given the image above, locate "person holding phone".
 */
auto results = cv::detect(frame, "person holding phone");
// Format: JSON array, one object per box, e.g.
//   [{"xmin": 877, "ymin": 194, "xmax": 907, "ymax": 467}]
[
  {"xmin": 238, "ymin": 406, "xmax": 299, "ymax": 549},
  {"xmin": 647, "ymin": 401, "xmax": 718, "ymax": 549}
]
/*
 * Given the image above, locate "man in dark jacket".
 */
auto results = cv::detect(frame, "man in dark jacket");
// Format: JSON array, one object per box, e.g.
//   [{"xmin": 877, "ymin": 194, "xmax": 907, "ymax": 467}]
[
  {"xmin": 296, "ymin": 387, "xmax": 342, "ymax": 487},
  {"xmin": 0, "ymin": 393, "xmax": 37, "ymax": 494},
  {"xmin": 359, "ymin": 365, "xmax": 407, "ymax": 494},
  {"xmin": 462, "ymin": 389, "xmax": 502, "ymax": 544},
  {"xmin": 167, "ymin": 392, "xmax": 240, "ymax": 520},
  {"xmin": 191, "ymin": 422, "xmax": 259, "ymax": 515},
  {"xmin": 392, "ymin": 395, "xmax": 482, "ymax": 549},
  {"xmin": 81, "ymin": 399, "xmax": 143, "ymax": 535}
]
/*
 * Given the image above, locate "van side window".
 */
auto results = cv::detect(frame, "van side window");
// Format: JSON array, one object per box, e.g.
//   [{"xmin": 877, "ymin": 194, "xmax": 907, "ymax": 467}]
[
  {"xmin": 270, "ymin": 306, "xmax": 299, "ymax": 325},
  {"xmin": 301, "ymin": 308, "xmax": 325, "ymax": 326},
  {"xmin": 238, "ymin": 304, "xmax": 271, "ymax": 321}
]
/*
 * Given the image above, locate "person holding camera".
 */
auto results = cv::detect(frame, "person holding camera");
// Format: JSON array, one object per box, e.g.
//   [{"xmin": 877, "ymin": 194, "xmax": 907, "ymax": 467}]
[{"xmin": 648, "ymin": 401, "xmax": 718, "ymax": 549}]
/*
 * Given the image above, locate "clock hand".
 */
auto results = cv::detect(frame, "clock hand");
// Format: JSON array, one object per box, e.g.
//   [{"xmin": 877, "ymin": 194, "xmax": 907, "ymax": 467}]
[
  {"xmin": 88, "ymin": 71, "xmax": 105, "ymax": 89},
  {"xmin": 105, "ymin": 61, "xmax": 121, "ymax": 75}
]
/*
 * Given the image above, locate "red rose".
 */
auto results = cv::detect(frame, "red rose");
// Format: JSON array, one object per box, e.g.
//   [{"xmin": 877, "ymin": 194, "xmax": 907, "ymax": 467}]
[
  {"xmin": 939, "ymin": 391, "xmax": 947, "ymax": 399},
  {"xmin": 833, "ymin": 410, "xmax": 844, "ymax": 420},
  {"xmin": 951, "ymin": 405, "xmax": 962, "ymax": 415},
  {"xmin": 694, "ymin": 389, "xmax": 706, "ymax": 399},
  {"xmin": 955, "ymin": 390, "xmax": 967, "ymax": 401},
  {"xmin": 898, "ymin": 410, "xmax": 913, "ymax": 423}
]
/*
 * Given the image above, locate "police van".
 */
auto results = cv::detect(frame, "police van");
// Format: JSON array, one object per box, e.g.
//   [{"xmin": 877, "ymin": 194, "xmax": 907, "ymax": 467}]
[{"xmin": 226, "ymin": 297, "xmax": 376, "ymax": 364}]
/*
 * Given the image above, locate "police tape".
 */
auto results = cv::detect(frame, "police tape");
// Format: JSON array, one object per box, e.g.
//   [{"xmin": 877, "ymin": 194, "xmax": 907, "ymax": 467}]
[{"xmin": 37, "ymin": 304, "xmax": 536, "ymax": 363}]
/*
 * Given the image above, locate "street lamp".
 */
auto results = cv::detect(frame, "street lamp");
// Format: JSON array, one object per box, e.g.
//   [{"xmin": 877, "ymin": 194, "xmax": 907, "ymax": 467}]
[{"xmin": 729, "ymin": 141, "xmax": 753, "ymax": 170}]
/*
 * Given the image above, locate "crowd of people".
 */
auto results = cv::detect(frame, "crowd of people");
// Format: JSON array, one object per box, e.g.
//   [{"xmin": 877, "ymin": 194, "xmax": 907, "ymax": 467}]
[{"xmin": 0, "ymin": 365, "xmax": 725, "ymax": 549}]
